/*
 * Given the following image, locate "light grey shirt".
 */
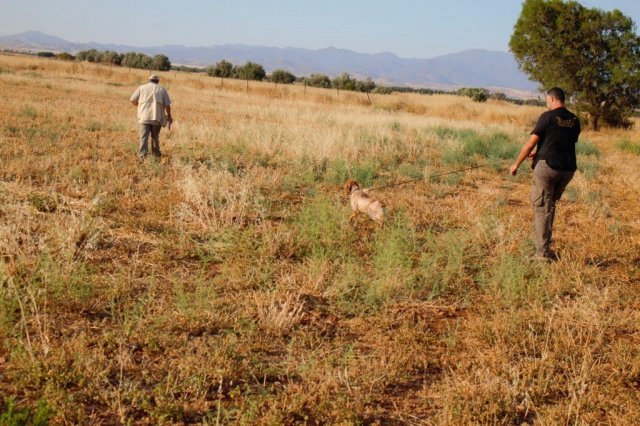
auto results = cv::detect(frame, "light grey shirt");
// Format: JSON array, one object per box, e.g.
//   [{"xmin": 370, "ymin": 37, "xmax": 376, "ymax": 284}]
[{"xmin": 130, "ymin": 82, "xmax": 171, "ymax": 125}]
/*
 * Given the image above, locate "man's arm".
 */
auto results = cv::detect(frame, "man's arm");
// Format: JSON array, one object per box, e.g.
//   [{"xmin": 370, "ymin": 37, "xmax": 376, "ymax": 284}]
[
  {"xmin": 510, "ymin": 134, "xmax": 540, "ymax": 176},
  {"xmin": 130, "ymin": 88, "xmax": 140, "ymax": 106},
  {"xmin": 163, "ymin": 90, "xmax": 172, "ymax": 122}
]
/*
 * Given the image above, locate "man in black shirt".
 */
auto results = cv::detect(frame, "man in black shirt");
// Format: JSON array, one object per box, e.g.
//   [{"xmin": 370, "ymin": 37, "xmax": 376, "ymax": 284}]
[{"xmin": 510, "ymin": 87, "xmax": 580, "ymax": 260}]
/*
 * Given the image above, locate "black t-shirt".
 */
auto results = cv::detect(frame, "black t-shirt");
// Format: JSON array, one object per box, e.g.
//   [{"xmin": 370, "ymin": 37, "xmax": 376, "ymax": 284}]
[{"xmin": 531, "ymin": 107, "xmax": 580, "ymax": 171}]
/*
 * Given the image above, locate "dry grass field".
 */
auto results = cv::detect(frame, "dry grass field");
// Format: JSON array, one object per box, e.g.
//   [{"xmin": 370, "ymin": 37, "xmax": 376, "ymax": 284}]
[{"xmin": 1, "ymin": 54, "xmax": 639, "ymax": 425}]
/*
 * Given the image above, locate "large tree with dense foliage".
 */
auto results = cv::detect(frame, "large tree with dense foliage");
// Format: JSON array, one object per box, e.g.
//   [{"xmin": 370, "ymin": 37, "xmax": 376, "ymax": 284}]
[
  {"xmin": 100, "ymin": 50, "xmax": 123, "ymax": 66},
  {"xmin": 235, "ymin": 62, "xmax": 266, "ymax": 81},
  {"xmin": 150, "ymin": 54, "xmax": 171, "ymax": 71},
  {"xmin": 304, "ymin": 73, "xmax": 332, "ymax": 88},
  {"xmin": 332, "ymin": 73, "xmax": 356, "ymax": 91},
  {"xmin": 510, "ymin": 0, "xmax": 640, "ymax": 130},
  {"xmin": 269, "ymin": 69, "xmax": 296, "ymax": 84},
  {"xmin": 206, "ymin": 60, "xmax": 234, "ymax": 82},
  {"xmin": 355, "ymin": 77, "xmax": 376, "ymax": 93}
]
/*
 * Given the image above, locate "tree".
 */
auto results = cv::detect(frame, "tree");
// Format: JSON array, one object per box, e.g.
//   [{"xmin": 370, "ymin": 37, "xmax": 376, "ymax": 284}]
[
  {"xmin": 270, "ymin": 69, "xmax": 296, "ymax": 84},
  {"xmin": 304, "ymin": 73, "xmax": 331, "ymax": 88},
  {"xmin": 490, "ymin": 92, "xmax": 508, "ymax": 101},
  {"xmin": 373, "ymin": 86, "xmax": 392, "ymax": 95},
  {"xmin": 216, "ymin": 60, "xmax": 234, "ymax": 79},
  {"xmin": 55, "ymin": 52, "xmax": 75, "ymax": 61},
  {"xmin": 235, "ymin": 62, "xmax": 266, "ymax": 81},
  {"xmin": 37, "ymin": 51, "xmax": 55, "ymax": 58},
  {"xmin": 458, "ymin": 87, "xmax": 489, "ymax": 102},
  {"xmin": 134, "ymin": 53, "xmax": 152, "ymax": 70},
  {"xmin": 77, "ymin": 49, "xmax": 100, "ymax": 63},
  {"xmin": 332, "ymin": 73, "xmax": 356, "ymax": 91},
  {"xmin": 151, "ymin": 54, "xmax": 171, "ymax": 71},
  {"xmin": 207, "ymin": 60, "xmax": 234, "ymax": 83},
  {"xmin": 355, "ymin": 77, "xmax": 376, "ymax": 93},
  {"xmin": 100, "ymin": 50, "xmax": 123, "ymax": 66},
  {"xmin": 120, "ymin": 52, "xmax": 152, "ymax": 69},
  {"xmin": 121, "ymin": 52, "xmax": 139, "ymax": 68},
  {"xmin": 510, "ymin": 0, "xmax": 640, "ymax": 130}
]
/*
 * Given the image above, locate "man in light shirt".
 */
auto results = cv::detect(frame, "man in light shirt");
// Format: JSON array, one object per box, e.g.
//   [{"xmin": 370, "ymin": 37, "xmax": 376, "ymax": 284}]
[{"xmin": 130, "ymin": 75, "xmax": 173, "ymax": 163}]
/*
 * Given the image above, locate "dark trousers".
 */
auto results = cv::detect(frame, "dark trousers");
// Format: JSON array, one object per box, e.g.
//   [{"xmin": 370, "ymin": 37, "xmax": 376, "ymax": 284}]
[
  {"xmin": 139, "ymin": 124, "xmax": 161, "ymax": 159},
  {"xmin": 531, "ymin": 160, "xmax": 574, "ymax": 256}
]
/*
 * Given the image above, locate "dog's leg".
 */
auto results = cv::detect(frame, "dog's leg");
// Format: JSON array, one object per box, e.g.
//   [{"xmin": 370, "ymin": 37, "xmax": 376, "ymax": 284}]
[{"xmin": 349, "ymin": 211, "xmax": 359, "ymax": 225}]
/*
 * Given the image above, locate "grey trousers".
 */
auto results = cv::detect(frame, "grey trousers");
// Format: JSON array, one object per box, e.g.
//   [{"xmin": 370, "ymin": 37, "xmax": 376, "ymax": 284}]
[
  {"xmin": 139, "ymin": 124, "xmax": 161, "ymax": 159},
  {"xmin": 531, "ymin": 160, "xmax": 574, "ymax": 256}
]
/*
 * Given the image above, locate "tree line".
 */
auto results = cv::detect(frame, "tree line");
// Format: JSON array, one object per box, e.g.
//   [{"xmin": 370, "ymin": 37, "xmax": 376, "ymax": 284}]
[
  {"xmin": 203, "ymin": 61, "xmax": 544, "ymax": 104},
  {"xmin": 204, "ymin": 60, "xmax": 378, "ymax": 93},
  {"xmin": 73, "ymin": 49, "xmax": 171, "ymax": 71},
  {"xmin": 38, "ymin": 49, "xmax": 535, "ymax": 105}
]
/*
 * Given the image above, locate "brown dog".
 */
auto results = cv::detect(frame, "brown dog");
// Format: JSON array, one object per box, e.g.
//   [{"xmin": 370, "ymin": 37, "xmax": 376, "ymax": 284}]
[{"xmin": 344, "ymin": 179, "xmax": 385, "ymax": 227}]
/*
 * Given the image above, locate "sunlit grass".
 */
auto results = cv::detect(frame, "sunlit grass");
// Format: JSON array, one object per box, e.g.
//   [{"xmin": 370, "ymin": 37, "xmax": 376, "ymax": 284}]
[{"xmin": 1, "ymin": 53, "xmax": 639, "ymax": 424}]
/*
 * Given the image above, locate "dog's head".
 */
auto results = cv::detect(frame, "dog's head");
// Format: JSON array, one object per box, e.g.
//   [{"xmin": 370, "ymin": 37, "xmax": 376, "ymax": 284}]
[{"xmin": 344, "ymin": 179, "xmax": 359, "ymax": 195}]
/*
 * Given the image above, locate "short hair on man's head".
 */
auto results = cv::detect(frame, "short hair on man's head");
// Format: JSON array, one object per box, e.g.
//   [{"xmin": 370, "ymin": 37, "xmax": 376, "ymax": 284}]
[{"xmin": 547, "ymin": 87, "xmax": 565, "ymax": 103}]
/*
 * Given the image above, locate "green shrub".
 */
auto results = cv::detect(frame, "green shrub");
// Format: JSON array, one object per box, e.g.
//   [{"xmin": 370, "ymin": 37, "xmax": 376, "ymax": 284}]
[
  {"xmin": 479, "ymin": 253, "xmax": 549, "ymax": 307},
  {"xmin": 576, "ymin": 140, "xmax": 600, "ymax": 157},
  {"xmin": 294, "ymin": 196, "xmax": 354, "ymax": 259},
  {"xmin": 435, "ymin": 127, "xmax": 519, "ymax": 166},
  {"xmin": 329, "ymin": 259, "xmax": 368, "ymax": 316},
  {"xmin": 397, "ymin": 162, "xmax": 424, "ymax": 180},
  {"xmin": 352, "ymin": 162, "xmax": 377, "ymax": 187},
  {"xmin": 0, "ymin": 397, "xmax": 51, "ymax": 426},
  {"xmin": 418, "ymin": 230, "xmax": 473, "ymax": 298},
  {"xmin": 579, "ymin": 161, "xmax": 599, "ymax": 179},
  {"xmin": 366, "ymin": 213, "xmax": 417, "ymax": 308},
  {"xmin": 462, "ymin": 131, "xmax": 519, "ymax": 161},
  {"xmin": 28, "ymin": 192, "xmax": 57, "ymax": 213},
  {"xmin": 324, "ymin": 158, "xmax": 350, "ymax": 184},
  {"xmin": 617, "ymin": 139, "xmax": 640, "ymax": 156}
]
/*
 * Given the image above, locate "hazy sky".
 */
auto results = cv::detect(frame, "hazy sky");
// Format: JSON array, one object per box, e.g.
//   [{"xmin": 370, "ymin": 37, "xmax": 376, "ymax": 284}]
[{"xmin": 1, "ymin": 0, "xmax": 640, "ymax": 58}]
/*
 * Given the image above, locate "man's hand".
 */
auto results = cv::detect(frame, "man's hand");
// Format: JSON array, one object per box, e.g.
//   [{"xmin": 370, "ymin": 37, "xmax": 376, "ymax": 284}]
[{"xmin": 510, "ymin": 134, "xmax": 539, "ymax": 177}]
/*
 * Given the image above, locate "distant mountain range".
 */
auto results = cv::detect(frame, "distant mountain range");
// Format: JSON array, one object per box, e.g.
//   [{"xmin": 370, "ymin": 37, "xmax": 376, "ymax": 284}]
[{"xmin": 0, "ymin": 31, "xmax": 539, "ymax": 95}]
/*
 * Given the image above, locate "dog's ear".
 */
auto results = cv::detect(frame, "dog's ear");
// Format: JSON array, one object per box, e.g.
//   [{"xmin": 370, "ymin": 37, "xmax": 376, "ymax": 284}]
[{"xmin": 344, "ymin": 179, "xmax": 357, "ymax": 193}]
